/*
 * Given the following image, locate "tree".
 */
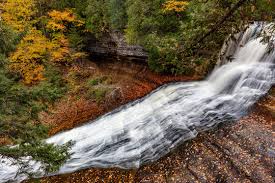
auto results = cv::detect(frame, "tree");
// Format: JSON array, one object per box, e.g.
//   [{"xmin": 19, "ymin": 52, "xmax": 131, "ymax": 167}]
[
  {"xmin": 0, "ymin": 21, "xmax": 17, "ymax": 55},
  {"xmin": 9, "ymin": 29, "xmax": 49, "ymax": 84},
  {"xmin": 46, "ymin": 9, "xmax": 86, "ymax": 64},
  {"xmin": 86, "ymin": 0, "xmax": 110, "ymax": 37},
  {"xmin": 0, "ymin": 0, "xmax": 36, "ymax": 32},
  {"xmin": 107, "ymin": 0, "xmax": 128, "ymax": 30},
  {"xmin": 0, "ymin": 74, "xmax": 71, "ymax": 176},
  {"xmin": 2, "ymin": 1, "xmax": 86, "ymax": 84},
  {"xmin": 0, "ymin": 1, "xmax": 71, "ymax": 178}
]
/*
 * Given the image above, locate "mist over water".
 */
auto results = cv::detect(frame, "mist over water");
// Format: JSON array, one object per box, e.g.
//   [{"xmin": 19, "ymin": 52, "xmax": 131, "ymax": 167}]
[{"xmin": 1, "ymin": 23, "xmax": 274, "ymax": 182}]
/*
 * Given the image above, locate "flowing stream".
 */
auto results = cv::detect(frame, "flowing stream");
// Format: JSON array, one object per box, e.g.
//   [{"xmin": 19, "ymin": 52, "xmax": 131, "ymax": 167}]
[{"xmin": 0, "ymin": 23, "xmax": 274, "ymax": 182}]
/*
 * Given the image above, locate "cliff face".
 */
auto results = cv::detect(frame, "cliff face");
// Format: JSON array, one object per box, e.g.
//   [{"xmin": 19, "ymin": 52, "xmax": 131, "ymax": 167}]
[{"xmin": 87, "ymin": 31, "xmax": 148, "ymax": 62}]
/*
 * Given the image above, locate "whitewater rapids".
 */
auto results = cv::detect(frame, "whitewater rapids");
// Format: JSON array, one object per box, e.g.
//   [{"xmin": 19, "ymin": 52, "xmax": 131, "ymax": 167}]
[{"xmin": 0, "ymin": 23, "xmax": 274, "ymax": 182}]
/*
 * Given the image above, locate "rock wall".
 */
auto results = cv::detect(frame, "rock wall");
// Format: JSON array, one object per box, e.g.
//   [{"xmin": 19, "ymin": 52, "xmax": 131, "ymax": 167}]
[{"xmin": 87, "ymin": 31, "xmax": 148, "ymax": 62}]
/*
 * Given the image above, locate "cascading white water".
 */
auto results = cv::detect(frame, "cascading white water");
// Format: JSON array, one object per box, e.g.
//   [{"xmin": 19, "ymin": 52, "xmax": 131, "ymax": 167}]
[{"xmin": 1, "ymin": 23, "xmax": 274, "ymax": 183}]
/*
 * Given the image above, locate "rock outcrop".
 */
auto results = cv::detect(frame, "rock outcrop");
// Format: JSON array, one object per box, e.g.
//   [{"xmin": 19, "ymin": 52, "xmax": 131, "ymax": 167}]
[{"xmin": 87, "ymin": 31, "xmax": 148, "ymax": 62}]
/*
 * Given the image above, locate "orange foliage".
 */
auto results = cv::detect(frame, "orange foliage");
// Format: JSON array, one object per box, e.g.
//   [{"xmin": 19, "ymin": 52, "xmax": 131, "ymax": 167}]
[{"xmin": 40, "ymin": 97, "xmax": 104, "ymax": 135}]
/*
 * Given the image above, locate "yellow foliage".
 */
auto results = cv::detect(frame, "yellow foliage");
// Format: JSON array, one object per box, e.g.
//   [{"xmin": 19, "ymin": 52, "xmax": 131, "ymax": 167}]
[
  {"xmin": 2, "ymin": 0, "xmax": 48, "ymax": 84},
  {"xmin": 163, "ymin": 0, "xmax": 189, "ymax": 13},
  {"xmin": 49, "ymin": 34, "xmax": 71, "ymax": 63},
  {"xmin": 9, "ymin": 29, "xmax": 50, "ymax": 84},
  {"xmin": 46, "ymin": 9, "xmax": 84, "ymax": 32},
  {"xmin": 71, "ymin": 52, "xmax": 88, "ymax": 60},
  {"xmin": 45, "ymin": 9, "xmax": 86, "ymax": 63},
  {"xmin": 3, "ymin": 4, "xmax": 87, "ymax": 84},
  {"xmin": 47, "ymin": 21, "xmax": 66, "ymax": 31},
  {"xmin": 48, "ymin": 9, "xmax": 76, "ymax": 23},
  {"xmin": 0, "ymin": 0, "xmax": 36, "ymax": 32},
  {"xmin": 49, "ymin": 34, "xmax": 87, "ymax": 63}
]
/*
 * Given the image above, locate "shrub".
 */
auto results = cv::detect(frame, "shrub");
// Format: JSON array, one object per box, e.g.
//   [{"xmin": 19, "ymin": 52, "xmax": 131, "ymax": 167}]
[
  {"xmin": 86, "ymin": 87, "xmax": 110, "ymax": 102},
  {"xmin": 86, "ymin": 76, "xmax": 110, "ymax": 86},
  {"xmin": 87, "ymin": 78, "xmax": 101, "ymax": 86}
]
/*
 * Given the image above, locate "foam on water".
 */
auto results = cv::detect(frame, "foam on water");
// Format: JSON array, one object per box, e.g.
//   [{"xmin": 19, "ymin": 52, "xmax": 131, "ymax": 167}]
[{"xmin": 1, "ymin": 23, "xmax": 274, "ymax": 183}]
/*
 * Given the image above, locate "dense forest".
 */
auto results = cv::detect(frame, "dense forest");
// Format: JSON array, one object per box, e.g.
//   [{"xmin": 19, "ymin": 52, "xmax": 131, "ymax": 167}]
[{"xmin": 0, "ymin": 0, "xmax": 274, "ymax": 179}]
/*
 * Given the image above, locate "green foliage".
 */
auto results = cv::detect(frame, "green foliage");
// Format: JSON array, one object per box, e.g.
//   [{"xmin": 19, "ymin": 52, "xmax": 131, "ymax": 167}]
[
  {"xmin": 86, "ymin": 76, "xmax": 110, "ymax": 86},
  {"xmin": 0, "ymin": 65, "xmax": 66, "ymax": 132},
  {"xmin": 0, "ymin": 21, "xmax": 18, "ymax": 55},
  {"xmin": 145, "ymin": 34, "xmax": 184, "ymax": 74},
  {"xmin": 85, "ymin": 0, "xmax": 128, "ymax": 35},
  {"xmin": 37, "ymin": 0, "xmax": 88, "ymax": 16},
  {"xmin": 125, "ymin": 0, "xmax": 190, "ymax": 73},
  {"xmin": 0, "ymin": 62, "xmax": 69, "ymax": 176},
  {"xmin": 125, "ymin": 0, "xmax": 274, "ymax": 74},
  {"xmin": 126, "ymin": 0, "xmax": 185, "ymax": 44},
  {"xmin": 0, "ymin": 140, "xmax": 72, "ymax": 174},
  {"xmin": 85, "ymin": 76, "xmax": 111, "ymax": 102},
  {"xmin": 30, "ymin": 65, "xmax": 67, "ymax": 104},
  {"xmin": 107, "ymin": 0, "xmax": 127, "ymax": 30},
  {"xmin": 87, "ymin": 78, "xmax": 101, "ymax": 86},
  {"xmin": 67, "ymin": 28, "xmax": 86, "ymax": 51},
  {"xmin": 86, "ymin": 87, "xmax": 109, "ymax": 102},
  {"xmin": 0, "ymin": 54, "xmax": 8, "ymax": 68},
  {"xmin": 85, "ymin": 0, "xmax": 109, "ymax": 37}
]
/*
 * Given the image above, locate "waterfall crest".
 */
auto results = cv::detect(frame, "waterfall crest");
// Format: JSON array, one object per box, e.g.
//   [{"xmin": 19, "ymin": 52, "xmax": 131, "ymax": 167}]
[{"xmin": 1, "ymin": 23, "xmax": 274, "ymax": 183}]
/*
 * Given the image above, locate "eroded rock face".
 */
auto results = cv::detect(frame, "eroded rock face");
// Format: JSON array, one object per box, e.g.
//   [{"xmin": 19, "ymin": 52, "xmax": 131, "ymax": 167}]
[{"xmin": 87, "ymin": 31, "xmax": 148, "ymax": 62}]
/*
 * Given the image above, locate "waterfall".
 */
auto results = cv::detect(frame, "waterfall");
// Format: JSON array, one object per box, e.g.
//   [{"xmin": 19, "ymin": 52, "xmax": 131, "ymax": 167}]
[{"xmin": 1, "ymin": 23, "xmax": 274, "ymax": 183}]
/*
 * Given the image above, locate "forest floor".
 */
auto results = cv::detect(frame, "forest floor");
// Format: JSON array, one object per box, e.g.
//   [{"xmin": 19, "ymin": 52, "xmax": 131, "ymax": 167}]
[{"xmin": 35, "ymin": 60, "xmax": 274, "ymax": 183}]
